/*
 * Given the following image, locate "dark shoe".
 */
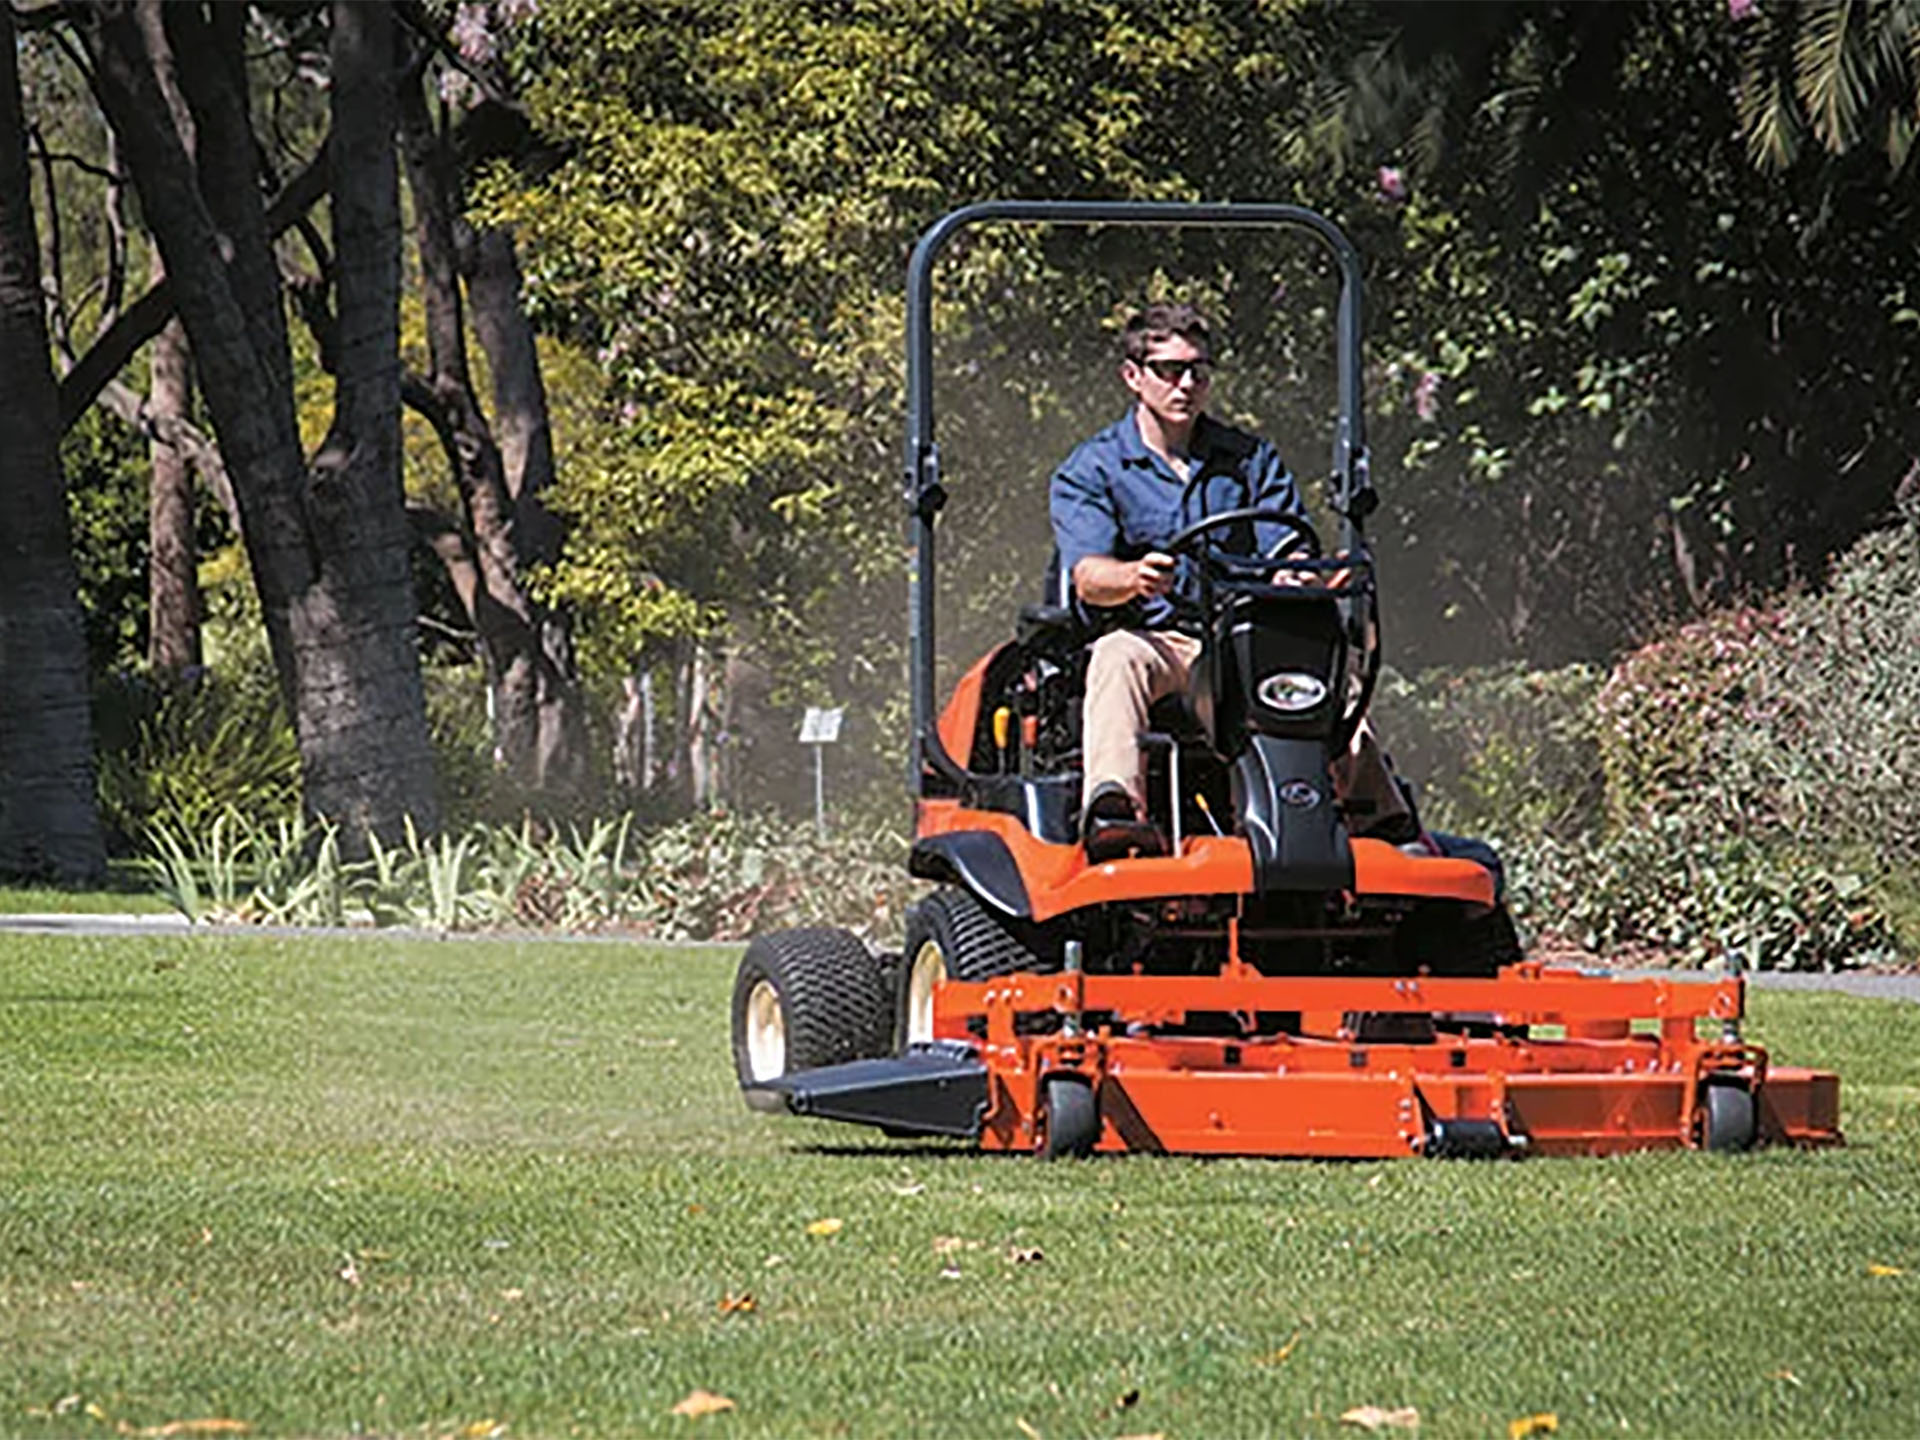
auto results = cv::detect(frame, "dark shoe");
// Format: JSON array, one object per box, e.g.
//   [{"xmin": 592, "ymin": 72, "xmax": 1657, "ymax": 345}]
[{"xmin": 1082, "ymin": 782, "xmax": 1166, "ymax": 861}]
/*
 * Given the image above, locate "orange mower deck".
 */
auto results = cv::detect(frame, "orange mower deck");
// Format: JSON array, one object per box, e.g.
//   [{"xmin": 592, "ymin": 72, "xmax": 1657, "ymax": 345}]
[{"xmin": 754, "ymin": 962, "xmax": 1840, "ymax": 1159}]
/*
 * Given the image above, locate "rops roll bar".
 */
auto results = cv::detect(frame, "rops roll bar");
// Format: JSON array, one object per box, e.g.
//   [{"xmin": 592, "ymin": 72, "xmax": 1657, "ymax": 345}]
[{"xmin": 904, "ymin": 201, "xmax": 1373, "ymax": 793}]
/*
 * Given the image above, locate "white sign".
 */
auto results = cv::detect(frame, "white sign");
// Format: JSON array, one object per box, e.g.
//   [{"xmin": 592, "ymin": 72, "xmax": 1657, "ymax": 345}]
[{"xmin": 799, "ymin": 706, "xmax": 844, "ymax": 744}]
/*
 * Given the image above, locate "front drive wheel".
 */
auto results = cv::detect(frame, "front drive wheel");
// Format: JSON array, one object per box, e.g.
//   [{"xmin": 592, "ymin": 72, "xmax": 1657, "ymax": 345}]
[{"xmin": 731, "ymin": 928, "xmax": 891, "ymax": 1089}]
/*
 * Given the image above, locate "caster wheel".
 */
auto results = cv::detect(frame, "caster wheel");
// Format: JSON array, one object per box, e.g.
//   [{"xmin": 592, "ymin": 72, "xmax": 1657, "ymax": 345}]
[
  {"xmin": 1040, "ymin": 1074, "xmax": 1098, "ymax": 1159},
  {"xmin": 1701, "ymin": 1079, "xmax": 1757, "ymax": 1152}
]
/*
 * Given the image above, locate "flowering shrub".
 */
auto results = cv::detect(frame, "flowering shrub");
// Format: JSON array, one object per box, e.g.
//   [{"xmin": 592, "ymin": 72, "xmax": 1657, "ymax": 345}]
[
  {"xmin": 1504, "ymin": 820, "xmax": 1898, "ymax": 972},
  {"xmin": 1380, "ymin": 504, "xmax": 1920, "ymax": 972},
  {"xmin": 1592, "ymin": 603, "xmax": 1804, "ymax": 832}
]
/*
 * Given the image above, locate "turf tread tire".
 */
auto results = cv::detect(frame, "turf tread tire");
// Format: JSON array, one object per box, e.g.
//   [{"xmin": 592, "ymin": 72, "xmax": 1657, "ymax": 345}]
[
  {"xmin": 898, "ymin": 889, "xmax": 1058, "ymax": 1047},
  {"xmin": 732, "ymin": 927, "xmax": 890, "ymax": 1087}
]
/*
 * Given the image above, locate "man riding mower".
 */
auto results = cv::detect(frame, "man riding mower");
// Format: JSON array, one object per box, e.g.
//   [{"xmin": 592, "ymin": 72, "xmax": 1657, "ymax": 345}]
[{"xmin": 728, "ymin": 200, "xmax": 1840, "ymax": 1160}]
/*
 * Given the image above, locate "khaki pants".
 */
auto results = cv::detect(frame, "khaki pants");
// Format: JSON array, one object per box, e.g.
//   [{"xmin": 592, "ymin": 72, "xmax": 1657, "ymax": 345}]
[{"xmin": 1081, "ymin": 628, "xmax": 1413, "ymax": 835}]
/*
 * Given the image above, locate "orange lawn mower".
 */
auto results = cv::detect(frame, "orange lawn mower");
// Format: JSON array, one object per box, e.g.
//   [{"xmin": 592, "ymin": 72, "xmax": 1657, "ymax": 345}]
[{"xmin": 730, "ymin": 200, "xmax": 1841, "ymax": 1160}]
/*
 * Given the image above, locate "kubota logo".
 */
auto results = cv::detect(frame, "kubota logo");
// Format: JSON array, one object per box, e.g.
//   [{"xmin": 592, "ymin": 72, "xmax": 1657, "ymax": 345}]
[{"xmin": 1255, "ymin": 671, "xmax": 1328, "ymax": 712}]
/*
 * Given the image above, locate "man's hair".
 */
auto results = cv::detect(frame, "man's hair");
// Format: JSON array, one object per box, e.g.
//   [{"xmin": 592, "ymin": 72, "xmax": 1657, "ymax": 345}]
[{"xmin": 1122, "ymin": 302, "xmax": 1212, "ymax": 364}]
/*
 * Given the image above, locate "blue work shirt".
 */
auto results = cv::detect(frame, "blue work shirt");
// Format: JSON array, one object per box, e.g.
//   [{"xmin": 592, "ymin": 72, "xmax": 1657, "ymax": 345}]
[{"xmin": 1049, "ymin": 409, "xmax": 1302, "ymax": 631}]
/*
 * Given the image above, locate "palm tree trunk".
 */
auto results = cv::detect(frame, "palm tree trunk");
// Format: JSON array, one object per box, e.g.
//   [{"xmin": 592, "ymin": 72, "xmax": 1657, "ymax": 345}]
[
  {"xmin": 81, "ymin": 0, "xmax": 438, "ymax": 843},
  {"xmin": 0, "ymin": 7, "xmax": 106, "ymax": 881}
]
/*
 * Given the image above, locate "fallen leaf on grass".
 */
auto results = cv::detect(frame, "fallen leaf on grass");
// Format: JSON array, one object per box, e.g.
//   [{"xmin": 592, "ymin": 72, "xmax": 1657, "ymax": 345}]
[
  {"xmin": 459, "ymin": 1422, "xmax": 505, "ymax": 1439},
  {"xmin": 1508, "ymin": 1413, "xmax": 1558, "ymax": 1439},
  {"xmin": 716, "ymin": 1292, "xmax": 757, "ymax": 1315},
  {"xmin": 121, "ymin": 1421, "xmax": 252, "ymax": 1437},
  {"xmin": 337, "ymin": 1254, "xmax": 361, "ymax": 1287},
  {"xmin": 805, "ymin": 1217, "xmax": 844, "ymax": 1237},
  {"xmin": 1114, "ymin": 1388, "xmax": 1141, "ymax": 1410},
  {"xmin": 892, "ymin": 1182, "xmax": 926, "ymax": 1197},
  {"xmin": 1115, "ymin": 1433, "xmax": 1165, "ymax": 1440},
  {"xmin": 939, "ymin": 1263, "xmax": 963, "ymax": 1280},
  {"xmin": 1256, "ymin": 1332, "xmax": 1302, "ymax": 1365},
  {"xmin": 1004, "ymin": 1245, "xmax": 1044, "ymax": 1265},
  {"xmin": 670, "ymin": 1390, "xmax": 735, "ymax": 1419},
  {"xmin": 1014, "ymin": 1419, "xmax": 1042, "ymax": 1440},
  {"xmin": 1340, "ymin": 1405, "xmax": 1420, "ymax": 1431},
  {"xmin": 1767, "ymin": 1369, "xmax": 1803, "ymax": 1387},
  {"xmin": 1867, "ymin": 1263, "xmax": 1905, "ymax": 1277}
]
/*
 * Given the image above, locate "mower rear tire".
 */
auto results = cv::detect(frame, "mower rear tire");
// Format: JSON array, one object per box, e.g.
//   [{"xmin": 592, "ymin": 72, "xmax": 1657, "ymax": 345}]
[
  {"xmin": 1040, "ymin": 1074, "xmax": 1099, "ymax": 1159},
  {"xmin": 732, "ymin": 928, "xmax": 891, "ymax": 1088},
  {"xmin": 1701, "ymin": 1077, "xmax": 1758, "ymax": 1152},
  {"xmin": 898, "ymin": 888, "xmax": 1056, "ymax": 1047}
]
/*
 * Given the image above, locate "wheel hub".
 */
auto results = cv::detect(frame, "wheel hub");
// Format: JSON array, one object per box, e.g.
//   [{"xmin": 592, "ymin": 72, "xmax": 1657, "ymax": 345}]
[
  {"xmin": 905, "ymin": 940, "xmax": 946, "ymax": 1046},
  {"xmin": 744, "ymin": 978, "xmax": 786, "ymax": 1081}
]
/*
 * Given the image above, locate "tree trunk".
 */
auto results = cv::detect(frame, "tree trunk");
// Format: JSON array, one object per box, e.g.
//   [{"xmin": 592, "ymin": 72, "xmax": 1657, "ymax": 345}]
[
  {"xmin": 396, "ymin": 73, "xmax": 586, "ymax": 804},
  {"xmin": 462, "ymin": 226, "xmax": 587, "ymax": 797},
  {"xmin": 80, "ymin": 0, "xmax": 438, "ymax": 843},
  {"xmin": 0, "ymin": 7, "xmax": 107, "ymax": 881},
  {"xmin": 147, "ymin": 303, "xmax": 201, "ymax": 675},
  {"xmin": 137, "ymin": 0, "xmax": 198, "ymax": 677}
]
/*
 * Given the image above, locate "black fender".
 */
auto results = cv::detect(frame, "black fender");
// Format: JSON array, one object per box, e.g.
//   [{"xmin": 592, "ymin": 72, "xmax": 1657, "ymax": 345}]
[{"xmin": 907, "ymin": 831, "xmax": 1032, "ymax": 919}]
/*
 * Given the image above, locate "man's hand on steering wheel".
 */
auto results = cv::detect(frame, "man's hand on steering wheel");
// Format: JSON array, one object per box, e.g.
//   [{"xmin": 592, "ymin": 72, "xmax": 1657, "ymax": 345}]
[
  {"xmin": 1271, "ymin": 549, "xmax": 1357, "ymax": 590},
  {"xmin": 1070, "ymin": 551, "xmax": 1178, "ymax": 606}
]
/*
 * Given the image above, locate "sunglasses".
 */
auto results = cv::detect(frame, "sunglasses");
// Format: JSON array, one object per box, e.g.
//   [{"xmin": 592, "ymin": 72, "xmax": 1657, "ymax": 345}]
[{"xmin": 1139, "ymin": 356, "xmax": 1213, "ymax": 383}]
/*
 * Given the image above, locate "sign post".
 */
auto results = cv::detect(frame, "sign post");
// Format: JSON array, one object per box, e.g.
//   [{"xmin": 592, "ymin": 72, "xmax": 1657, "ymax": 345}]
[{"xmin": 798, "ymin": 706, "xmax": 844, "ymax": 838}]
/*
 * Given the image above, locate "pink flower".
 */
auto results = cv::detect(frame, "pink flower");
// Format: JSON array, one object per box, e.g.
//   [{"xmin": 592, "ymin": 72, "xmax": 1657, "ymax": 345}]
[
  {"xmin": 1727, "ymin": 0, "xmax": 1757, "ymax": 19},
  {"xmin": 437, "ymin": 68, "xmax": 477, "ymax": 108},
  {"xmin": 1376, "ymin": 166, "xmax": 1407, "ymax": 203},
  {"xmin": 451, "ymin": 2, "xmax": 496, "ymax": 64},
  {"xmin": 1413, "ymin": 370, "xmax": 1441, "ymax": 421}
]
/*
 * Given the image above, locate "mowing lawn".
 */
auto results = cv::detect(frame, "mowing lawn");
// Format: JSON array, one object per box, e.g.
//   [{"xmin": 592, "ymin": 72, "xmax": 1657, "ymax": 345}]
[{"xmin": 2, "ymin": 931, "xmax": 1916, "ymax": 1439}]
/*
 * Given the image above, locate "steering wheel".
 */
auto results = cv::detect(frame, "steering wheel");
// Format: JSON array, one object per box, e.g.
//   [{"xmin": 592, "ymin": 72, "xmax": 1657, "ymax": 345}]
[{"xmin": 1163, "ymin": 505, "xmax": 1325, "ymax": 582}]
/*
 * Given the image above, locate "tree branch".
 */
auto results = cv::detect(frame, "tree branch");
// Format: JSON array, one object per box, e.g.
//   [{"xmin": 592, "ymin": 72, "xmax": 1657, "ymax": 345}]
[
  {"xmin": 93, "ymin": 372, "xmax": 240, "ymax": 530},
  {"xmin": 56, "ymin": 138, "xmax": 328, "ymax": 431},
  {"xmin": 406, "ymin": 498, "xmax": 480, "ymax": 620}
]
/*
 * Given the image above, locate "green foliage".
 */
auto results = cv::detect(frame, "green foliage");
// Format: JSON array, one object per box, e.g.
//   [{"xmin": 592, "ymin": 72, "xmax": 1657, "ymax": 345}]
[
  {"xmin": 1736, "ymin": 0, "xmax": 1920, "ymax": 169},
  {"xmin": 1372, "ymin": 661, "xmax": 1603, "ymax": 840},
  {"xmin": 139, "ymin": 806, "xmax": 917, "ymax": 941},
  {"xmin": 93, "ymin": 671, "xmax": 301, "ymax": 852},
  {"xmin": 1593, "ymin": 604, "xmax": 1801, "ymax": 830},
  {"xmin": 1514, "ymin": 822, "xmax": 1898, "ymax": 972},
  {"xmin": 59, "ymin": 410, "xmax": 150, "ymax": 674},
  {"xmin": 420, "ymin": 660, "xmax": 500, "ymax": 828},
  {"xmin": 1384, "ymin": 509, "xmax": 1920, "ymax": 970},
  {"xmin": 1721, "ymin": 510, "xmax": 1920, "ymax": 863}
]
